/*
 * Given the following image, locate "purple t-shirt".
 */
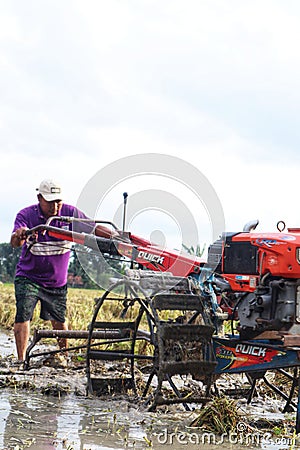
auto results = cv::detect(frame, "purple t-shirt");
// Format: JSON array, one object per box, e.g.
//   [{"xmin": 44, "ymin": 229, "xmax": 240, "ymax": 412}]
[{"xmin": 12, "ymin": 203, "xmax": 91, "ymax": 288}]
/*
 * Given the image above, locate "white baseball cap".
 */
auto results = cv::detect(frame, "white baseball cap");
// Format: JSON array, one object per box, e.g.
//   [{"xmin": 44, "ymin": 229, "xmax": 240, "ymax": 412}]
[{"xmin": 36, "ymin": 179, "xmax": 63, "ymax": 201}]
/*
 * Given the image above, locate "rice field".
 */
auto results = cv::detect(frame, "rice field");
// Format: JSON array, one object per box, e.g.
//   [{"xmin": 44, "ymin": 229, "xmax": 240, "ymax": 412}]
[
  {"xmin": 0, "ymin": 283, "xmax": 154, "ymax": 355},
  {"xmin": 0, "ymin": 283, "xmax": 103, "ymax": 332}
]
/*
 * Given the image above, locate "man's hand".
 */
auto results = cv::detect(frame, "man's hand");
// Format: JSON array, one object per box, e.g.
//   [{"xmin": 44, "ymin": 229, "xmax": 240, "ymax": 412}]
[
  {"xmin": 95, "ymin": 225, "xmax": 120, "ymax": 240},
  {"xmin": 11, "ymin": 227, "xmax": 29, "ymax": 248}
]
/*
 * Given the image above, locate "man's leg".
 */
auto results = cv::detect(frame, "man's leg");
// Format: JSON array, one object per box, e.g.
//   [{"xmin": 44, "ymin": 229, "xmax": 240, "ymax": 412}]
[
  {"xmin": 51, "ymin": 320, "xmax": 68, "ymax": 350},
  {"xmin": 14, "ymin": 277, "xmax": 39, "ymax": 362},
  {"xmin": 14, "ymin": 321, "xmax": 30, "ymax": 361}
]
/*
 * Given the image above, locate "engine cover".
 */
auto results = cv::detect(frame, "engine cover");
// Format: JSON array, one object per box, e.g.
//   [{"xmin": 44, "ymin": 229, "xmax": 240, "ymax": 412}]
[{"xmin": 238, "ymin": 279, "xmax": 300, "ymax": 337}]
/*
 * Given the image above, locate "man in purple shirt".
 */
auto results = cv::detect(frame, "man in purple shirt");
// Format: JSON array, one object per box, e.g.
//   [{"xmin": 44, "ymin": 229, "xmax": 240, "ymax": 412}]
[{"xmin": 11, "ymin": 179, "xmax": 119, "ymax": 364}]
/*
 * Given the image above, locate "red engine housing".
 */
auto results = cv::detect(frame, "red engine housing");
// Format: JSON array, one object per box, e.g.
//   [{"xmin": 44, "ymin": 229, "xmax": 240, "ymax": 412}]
[{"xmin": 214, "ymin": 228, "xmax": 300, "ymax": 292}]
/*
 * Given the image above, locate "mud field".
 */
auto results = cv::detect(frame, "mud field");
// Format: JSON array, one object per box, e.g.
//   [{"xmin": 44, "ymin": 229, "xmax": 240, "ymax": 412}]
[{"xmin": 0, "ymin": 330, "xmax": 299, "ymax": 450}]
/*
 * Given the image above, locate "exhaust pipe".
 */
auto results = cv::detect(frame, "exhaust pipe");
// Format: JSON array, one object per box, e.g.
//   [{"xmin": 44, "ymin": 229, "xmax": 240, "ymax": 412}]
[{"xmin": 243, "ymin": 219, "xmax": 259, "ymax": 232}]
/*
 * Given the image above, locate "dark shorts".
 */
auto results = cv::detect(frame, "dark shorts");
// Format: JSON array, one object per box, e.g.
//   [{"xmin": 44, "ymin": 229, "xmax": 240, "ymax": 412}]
[{"xmin": 14, "ymin": 276, "xmax": 67, "ymax": 323}]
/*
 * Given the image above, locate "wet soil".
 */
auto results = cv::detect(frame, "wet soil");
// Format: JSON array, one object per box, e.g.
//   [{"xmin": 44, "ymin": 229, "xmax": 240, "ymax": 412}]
[
  {"xmin": 0, "ymin": 329, "xmax": 299, "ymax": 449},
  {"xmin": 1, "ymin": 389, "xmax": 297, "ymax": 450}
]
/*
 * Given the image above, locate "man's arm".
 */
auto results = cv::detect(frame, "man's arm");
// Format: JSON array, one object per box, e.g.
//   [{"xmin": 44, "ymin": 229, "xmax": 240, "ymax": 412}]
[{"xmin": 94, "ymin": 224, "xmax": 121, "ymax": 240}]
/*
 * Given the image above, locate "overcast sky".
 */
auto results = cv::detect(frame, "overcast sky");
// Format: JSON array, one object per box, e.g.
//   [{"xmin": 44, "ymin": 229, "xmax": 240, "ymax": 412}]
[{"xmin": 1, "ymin": 0, "xmax": 300, "ymax": 250}]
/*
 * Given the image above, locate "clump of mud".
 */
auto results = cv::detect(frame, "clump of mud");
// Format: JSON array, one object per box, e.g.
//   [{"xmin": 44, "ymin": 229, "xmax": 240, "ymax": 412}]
[{"xmin": 0, "ymin": 352, "xmax": 87, "ymax": 397}]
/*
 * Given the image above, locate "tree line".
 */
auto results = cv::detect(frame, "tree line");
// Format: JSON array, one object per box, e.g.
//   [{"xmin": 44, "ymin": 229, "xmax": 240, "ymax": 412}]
[{"xmin": 0, "ymin": 242, "xmax": 122, "ymax": 289}]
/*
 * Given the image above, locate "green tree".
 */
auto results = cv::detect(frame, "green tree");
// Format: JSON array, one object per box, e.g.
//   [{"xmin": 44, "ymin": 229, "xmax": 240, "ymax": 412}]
[
  {"xmin": 182, "ymin": 243, "xmax": 206, "ymax": 257},
  {"xmin": 69, "ymin": 245, "xmax": 123, "ymax": 289},
  {"xmin": 0, "ymin": 243, "xmax": 21, "ymax": 282},
  {"xmin": 68, "ymin": 246, "xmax": 98, "ymax": 288}
]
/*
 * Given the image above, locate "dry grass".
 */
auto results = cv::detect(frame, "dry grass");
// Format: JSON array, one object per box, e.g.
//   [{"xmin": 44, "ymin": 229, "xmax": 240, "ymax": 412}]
[
  {"xmin": 0, "ymin": 284, "xmax": 16, "ymax": 329},
  {"xmin": 0, "ymin": 283, "xmax": 184, "ymax": 366},
  {"xmin": 189, "ymin": 396, "xmax": 240, "ymax": 433},
  {"xmin": 0, "ymin": 283, "xmax": 155, "ymax": 356},
  {"xmin": 0, "ymin": 283, "xmax": 103, "ymax": 332},
  {"xmin": 0, "ymin": 283, "xmax": 202, "ymax": 360}
]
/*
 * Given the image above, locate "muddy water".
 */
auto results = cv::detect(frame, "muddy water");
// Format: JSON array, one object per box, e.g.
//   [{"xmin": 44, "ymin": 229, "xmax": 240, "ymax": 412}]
[
  {"xmin": 0, "ymin": 330, "xmax": 299, "ymax": 449},
  {"xmin": 0, "ymin": 330, "xmax": 16, "ymax": 358},
  {"xmin": 1, "ymin": 392, "xmax": 297, "ymax": 450}
]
